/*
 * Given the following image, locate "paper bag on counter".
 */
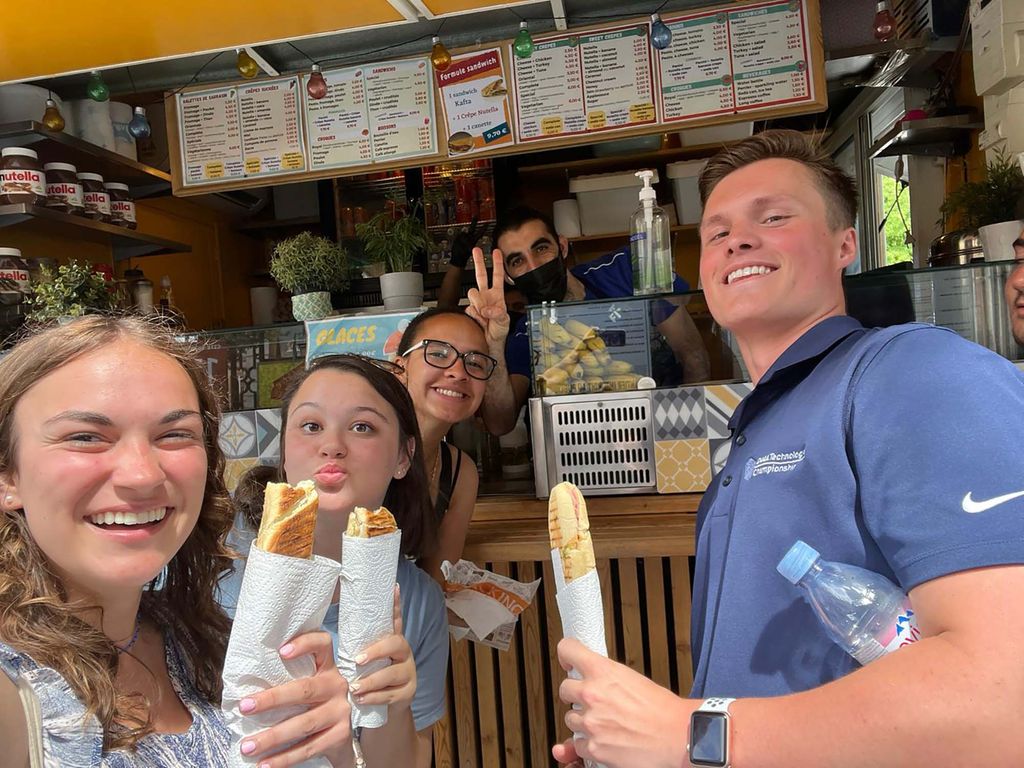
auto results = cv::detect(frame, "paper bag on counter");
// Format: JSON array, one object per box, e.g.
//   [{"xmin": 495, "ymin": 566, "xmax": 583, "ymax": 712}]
[
  {"xmin": 337, "ymin": 529, "xmax": 402, "ymax": 729},
  {"xmin": 442, "ymin": 559, "xmax": 541, "ymax": 651},
  {"xmin": 221, "ymin": 542, "xmax": 340, "ymax": 768}
]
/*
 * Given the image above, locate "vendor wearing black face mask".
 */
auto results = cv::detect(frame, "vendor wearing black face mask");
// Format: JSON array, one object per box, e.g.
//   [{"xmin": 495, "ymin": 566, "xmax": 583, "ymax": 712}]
[{"xmin": 464, "ymin": 205, "xmax": 710, "ymax": 436}]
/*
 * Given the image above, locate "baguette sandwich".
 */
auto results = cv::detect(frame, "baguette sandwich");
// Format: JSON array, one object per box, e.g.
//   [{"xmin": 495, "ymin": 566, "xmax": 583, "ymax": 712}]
[
  {"xmin": 346, "ymin": 506, "xmax": 399, "ymax": 538},
  {"xmin": 548, "ymin": 482, "xmax": 596, "ymax": 583},
  {"xmin": 256, "ymin": 480, "xmax": 319, "ymax": 558}
]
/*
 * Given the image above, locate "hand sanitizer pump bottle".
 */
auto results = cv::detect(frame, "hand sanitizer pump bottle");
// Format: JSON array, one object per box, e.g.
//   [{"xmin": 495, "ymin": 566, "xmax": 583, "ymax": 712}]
[{"xmin": 630, "ymin": 169, "xmax": 673, "ymax": 296}]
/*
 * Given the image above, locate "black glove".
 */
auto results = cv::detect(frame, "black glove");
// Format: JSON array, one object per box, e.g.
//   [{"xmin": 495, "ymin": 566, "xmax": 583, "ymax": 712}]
[{"xmin": 449, "ymin": 217, "xmax": 480, "ymax": 269}]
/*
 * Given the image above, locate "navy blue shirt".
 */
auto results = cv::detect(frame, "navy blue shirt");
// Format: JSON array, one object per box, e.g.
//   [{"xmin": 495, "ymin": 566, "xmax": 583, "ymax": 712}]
[
  {"xmin": 691, "ymin": 316, "xmax": 1024, "ymax": 698},
  {"xmin": 505, "ymin": 246, "xmax": 689, "ymax": 378}
]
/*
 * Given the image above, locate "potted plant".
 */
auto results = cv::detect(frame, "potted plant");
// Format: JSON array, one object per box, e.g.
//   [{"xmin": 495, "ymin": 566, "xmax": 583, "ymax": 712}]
[
  {"xmin": 357, "ymin": 201, "xmax": 429, "ymax": 310},
  {"xmin": 941, "ymin": 151, "xmax": 1024, "ymax": 262},
  {"xmin": 269, "ymin": 231, "xmax": 349, "ymax": 321},
  {"xmin": 25, "ymin": 260, "xmax": 114, "ymax": 323}
]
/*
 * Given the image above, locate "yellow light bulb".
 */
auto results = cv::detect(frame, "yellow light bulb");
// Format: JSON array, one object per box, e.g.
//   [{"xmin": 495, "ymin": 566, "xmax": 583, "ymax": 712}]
[
  {"xmin": 41, "ymin": 99, "xmax": 65, "ymax": 132},
  {"xmin": 431, "ymin": 36, "xmax": 452, "ymax": 72},
  {"xmin": 236, "ymin": 48, "xmax": 260, "ymax": 79}
]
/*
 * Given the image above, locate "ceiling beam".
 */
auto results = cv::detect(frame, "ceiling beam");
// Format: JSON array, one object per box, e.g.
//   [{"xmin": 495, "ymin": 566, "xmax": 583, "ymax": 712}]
[
  {"xmin": 244, "ymin": 46, "xmax": 279, "ymax": 77},
  {"xmin": 387, "ymin": 0, "xmax": 424, "ymax": 20},
  {"xmin": 551, "ymin": 0, "xmax": 567, "ymax": 30}
]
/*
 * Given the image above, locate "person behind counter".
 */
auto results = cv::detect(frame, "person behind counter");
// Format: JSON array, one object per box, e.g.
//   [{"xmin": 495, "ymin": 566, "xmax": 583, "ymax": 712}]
[
  {"xmin": 439, "ymin": 207, "xmax": 711, "ymax": 435},
  {"xmin": 551, "ymin": 130, "xmax": 1024, "ymax": 768},
  {"xmin": 224, "ymin": 354, "xmax": 448, "ymax": 768},
  {"xmin": 394, "ymin": 308, "xmax": 492, "ymax": 586},
  {"xmin": 0, "ymin": 316, "xmax": 355, "ymax": 768},
  {"xmin": 1004, "ymin": 225, "xmax": 1024, "ymax": 346}
]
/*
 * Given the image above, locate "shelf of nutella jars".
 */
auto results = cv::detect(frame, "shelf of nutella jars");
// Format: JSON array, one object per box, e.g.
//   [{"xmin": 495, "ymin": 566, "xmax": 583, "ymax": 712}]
[
  {"xmin": 0, "ymin": 145, "xmax": 190, "ymax": 260},
  {"xmin": 423, "ymin": 159, "xmax": 495, "ymax": 273}
]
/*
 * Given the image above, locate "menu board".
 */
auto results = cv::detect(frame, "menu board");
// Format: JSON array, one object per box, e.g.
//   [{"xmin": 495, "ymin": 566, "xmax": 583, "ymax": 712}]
[
  {"xmin": 238, "ymin": 77, "xmax": 306, "ymax": 176},
  {"xmin": 512, "ymin": 24, "xmax": 657, "ymax": 144},
  {"xmin": 436, "ymin": 49, "xmax": 515, "ymax": 156},
  {"xmin": 177, "ymin": 86, "xmax": 244, "ymax": 184},
  {"xmin": 657, "ymin": 0, "xmax": 814, "ymax": 123},
  {"xmin": 301, "ymin": 58, "xmax": 436, "ymax": 170}
]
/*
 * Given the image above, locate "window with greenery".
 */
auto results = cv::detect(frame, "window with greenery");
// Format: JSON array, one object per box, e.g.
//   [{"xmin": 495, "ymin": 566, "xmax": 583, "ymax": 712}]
[{"xmin": 878, "ymin": 173, "xmax": 913, "ymax": 265}]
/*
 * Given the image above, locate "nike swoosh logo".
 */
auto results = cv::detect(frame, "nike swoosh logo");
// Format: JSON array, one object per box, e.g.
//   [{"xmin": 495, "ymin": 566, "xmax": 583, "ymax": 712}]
[{"xmin": 961, "ymin": 490, "xmax": 1024, "ymax": 514}]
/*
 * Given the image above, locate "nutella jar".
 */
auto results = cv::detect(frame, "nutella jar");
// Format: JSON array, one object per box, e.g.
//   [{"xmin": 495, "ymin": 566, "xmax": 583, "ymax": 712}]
[
  {"xmin": 44, "ymin": 163, "xmax": 85, "ymax": 216},
  {"xmin": 78, "ymin": 172, "xmax": 111, "ymax": 222},
  {"xmin": 104, "ymin": 182, "xmax": 136, "ymax": 229},
  {"xmin": 0, "ymin": 247, "xmax": 30, "ymax": 305},
  {"xmin": 0, "ymin": 148, "xmax": 45, "ymax": 206}
]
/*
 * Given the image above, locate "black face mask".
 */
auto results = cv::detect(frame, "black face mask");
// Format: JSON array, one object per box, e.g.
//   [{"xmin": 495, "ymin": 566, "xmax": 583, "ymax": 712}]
[{"xmin": 513, "ymin": 256, "xmax": 567, "ymax": 305}]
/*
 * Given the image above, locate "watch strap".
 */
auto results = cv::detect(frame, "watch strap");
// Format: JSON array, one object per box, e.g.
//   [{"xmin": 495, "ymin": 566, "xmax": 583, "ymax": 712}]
[{"xmin": 699, "ymin": 697, "xmax": 735, "ymax": 713}]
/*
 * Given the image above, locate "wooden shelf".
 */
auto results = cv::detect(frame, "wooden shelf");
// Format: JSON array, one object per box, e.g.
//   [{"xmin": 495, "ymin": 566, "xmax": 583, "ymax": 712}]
[
  {"xmin": 235, "ymin": 216, "xmax": 321, "ymax": 236},
  {"xmin": 0, "ymin": 121, "xmax": 171, "ymax": 198},
  {"xmin": 0, "ymin": 204, "xmax": 191, "ymax": 262},
  {"xmin": 517, "ymin": 143, "xmax": 735, "ymax": 177},
  {"xmin": 569, "ymin": 224, "xmax": 698, "ymax": 244}
]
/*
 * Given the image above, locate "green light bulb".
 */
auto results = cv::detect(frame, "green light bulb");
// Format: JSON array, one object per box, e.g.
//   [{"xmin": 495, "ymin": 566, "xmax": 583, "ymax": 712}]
[
  {"xmin": 513, "ymin": 21, "xmax": 534, "ymax": 58},
  {"xmin": 86, "ymin": 70, "xmax": 109, "ymax": 102}
]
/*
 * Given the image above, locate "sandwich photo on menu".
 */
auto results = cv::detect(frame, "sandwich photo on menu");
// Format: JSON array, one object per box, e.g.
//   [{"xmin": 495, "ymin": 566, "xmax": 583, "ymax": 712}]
[
  {"xmin": 481, "ymin": 78, "xmax": 507, "ymax": 97},
  {"xmin": 255, "ymin": 480, "xmax": 318, "ymax": 558}
]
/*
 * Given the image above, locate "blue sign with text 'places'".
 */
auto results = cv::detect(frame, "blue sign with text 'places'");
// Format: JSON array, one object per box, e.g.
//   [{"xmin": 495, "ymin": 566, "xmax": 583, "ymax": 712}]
[{"xmin": 304, "ymin": 311, "xmax": 422, "ymax": 365}]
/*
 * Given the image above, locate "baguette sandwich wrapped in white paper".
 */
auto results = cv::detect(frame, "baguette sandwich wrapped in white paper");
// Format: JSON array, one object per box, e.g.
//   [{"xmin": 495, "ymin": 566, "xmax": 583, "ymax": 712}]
[
  {"xmin": 221, "ymin": 480, "xmax": 340, "ymax": 767},
  {"xmin": 549, "ymin": 481, "xmax": 608, "ymax": 768},
  {"xmin": 338, "ymin": 505, "xmax": 403, "ymax": 729}
]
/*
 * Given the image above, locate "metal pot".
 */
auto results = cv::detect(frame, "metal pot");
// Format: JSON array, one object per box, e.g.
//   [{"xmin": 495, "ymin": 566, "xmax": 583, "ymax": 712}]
[{"xmin": 928, "ymin": 230, "xmax": 984, "ymax": 266}]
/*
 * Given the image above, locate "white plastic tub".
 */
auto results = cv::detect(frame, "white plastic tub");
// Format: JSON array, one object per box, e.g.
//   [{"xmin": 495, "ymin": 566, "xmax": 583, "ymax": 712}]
[
  {"xmin": 666, "ymin": 159, "xmax": 708, "ymax": 225},
  {"xmin": 569, "ymin": 170, "xmax": 659, "ymax": 236}
]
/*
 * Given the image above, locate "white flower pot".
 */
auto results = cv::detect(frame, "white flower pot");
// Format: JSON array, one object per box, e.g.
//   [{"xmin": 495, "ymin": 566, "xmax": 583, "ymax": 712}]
[
  {"xmin": 379, "ymin": 271, "xmax": 424, "ymax": 311},
  {"xmin": 978, "ymin": 219, "xmax": 1024, "ymax": 262},
  {"xmin": 291, "ymin": 291, "xmax": 332, "ymax": 321}
]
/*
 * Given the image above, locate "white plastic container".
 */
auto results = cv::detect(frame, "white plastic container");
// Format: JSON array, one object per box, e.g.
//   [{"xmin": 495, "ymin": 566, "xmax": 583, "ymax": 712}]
[
  {"xmin": 666, "ymin": 159, "xmax": 708, "ymax": 225},
  {"xmin": 569, "ymin": 170, "xmax": 659, "ymax": 236},
  {"xmin": 677, "ymin": 120, "xmax": 753, "ymax": 147}
]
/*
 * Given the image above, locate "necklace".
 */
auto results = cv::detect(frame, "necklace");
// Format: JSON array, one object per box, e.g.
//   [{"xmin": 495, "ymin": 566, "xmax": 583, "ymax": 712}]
[
  {"xmin": 114, "ymin": 617, "xmax": 142, "ymax": 654},
  {"xmin": 430, "ymin": 448, "xmax": 441, "ymax": 487}
]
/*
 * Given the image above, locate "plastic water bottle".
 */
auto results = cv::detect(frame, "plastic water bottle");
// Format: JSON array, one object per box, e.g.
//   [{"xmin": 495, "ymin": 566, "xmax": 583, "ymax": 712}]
[{"xmin": 777, "ymin": 540, "xmax": 920, "ymax": 665}]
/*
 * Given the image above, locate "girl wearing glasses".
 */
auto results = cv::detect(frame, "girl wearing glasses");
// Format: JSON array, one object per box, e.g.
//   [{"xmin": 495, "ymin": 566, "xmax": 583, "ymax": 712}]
[
  {"xmin": 395, "ymin": 308, "xmax": 497, "ymax": 584},
  {"xmin": 226, "ymin": 355, "xmax": 448, "ymax": 768}
]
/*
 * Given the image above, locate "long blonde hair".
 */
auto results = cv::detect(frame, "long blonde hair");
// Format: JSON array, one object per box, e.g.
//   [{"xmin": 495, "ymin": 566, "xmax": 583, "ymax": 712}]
[{"xmin": 0, "ymin": 315, "xmax": 235, "ymax": 750}]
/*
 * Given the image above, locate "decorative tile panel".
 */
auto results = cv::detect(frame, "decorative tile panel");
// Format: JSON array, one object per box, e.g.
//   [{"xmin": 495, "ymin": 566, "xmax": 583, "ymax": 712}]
[
  {"xmin": 255, "ymin": 408, "xmax": 282, "ymax": 460},
  {"xmin": 652, "ymin": 387, "xmax": 706, "ymax": 440},
  {"xmin": 709, "ymin": 438, "xmax": 732, "ymax": 475},
  {"xmin": 219, "ymin": 411, "xmax": 257, "ymax": 459},
  {"xmin": 655, "ymin": 439, "xmax": 711, "ymax": 493},
  {"xmin": 704, "ymin": 382, "xmax": 753, "ymax": 439}
]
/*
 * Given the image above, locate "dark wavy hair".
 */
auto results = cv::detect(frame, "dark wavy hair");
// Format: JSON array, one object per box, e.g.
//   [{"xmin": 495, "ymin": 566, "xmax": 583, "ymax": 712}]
[
  {"xmin": 0, "ymin": 315, "xmax": 235, "ymax": 751},
  {"xmin": 247, "ymin": 355, "xmax": 434, "ymax": 559},
  {"xmin": 396, "ymin": 307, "xmax": 484, "ymax": 356}
]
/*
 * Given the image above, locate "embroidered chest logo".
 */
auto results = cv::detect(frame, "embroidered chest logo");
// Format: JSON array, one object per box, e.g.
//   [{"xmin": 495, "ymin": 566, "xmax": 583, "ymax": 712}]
[{"xmin": 743, "ymin": 449, "xmax": 806, "ymax": 480}]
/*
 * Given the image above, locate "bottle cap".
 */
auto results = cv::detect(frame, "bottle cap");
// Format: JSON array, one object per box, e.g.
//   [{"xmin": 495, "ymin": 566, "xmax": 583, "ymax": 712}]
[{"xmin": 776, "ymin": 539, "xmax": 820, "ymax": 584}]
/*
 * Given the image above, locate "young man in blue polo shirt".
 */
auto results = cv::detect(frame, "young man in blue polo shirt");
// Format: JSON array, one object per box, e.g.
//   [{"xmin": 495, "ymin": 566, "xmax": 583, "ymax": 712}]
[
  {"xmin": 552, "ymin": 130, "xmax": 1024, "ymax": 767},
  {"xmin": 466, "ymin": 206, "xmax": 710, "ymax": 435}
]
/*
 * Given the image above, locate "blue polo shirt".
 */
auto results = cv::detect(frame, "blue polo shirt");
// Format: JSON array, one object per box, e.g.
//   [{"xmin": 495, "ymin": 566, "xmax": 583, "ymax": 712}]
[
  {"xmin": 505, "ymin": 246, "xmax": 689, "ymax": 378},
  {"xmin": 691, "ymin": 316, "xmax": 1024, "ymax": 698}
]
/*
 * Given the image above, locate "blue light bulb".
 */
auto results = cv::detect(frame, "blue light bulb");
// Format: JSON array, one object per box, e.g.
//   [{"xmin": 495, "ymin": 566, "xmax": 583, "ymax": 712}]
[
  {"xmin": 128, "ymin": 106, "xmax": 152, "ymax": 140},
  {"xmin": 651, "ymin": 14, "xmax": 673, "ymax": 51}
]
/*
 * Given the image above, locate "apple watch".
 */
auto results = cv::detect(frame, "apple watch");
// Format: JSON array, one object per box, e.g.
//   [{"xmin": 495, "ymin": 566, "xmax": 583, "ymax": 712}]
[{"xmin": 687, "ymin": 696, "xmax": 735, "ymax": 767}]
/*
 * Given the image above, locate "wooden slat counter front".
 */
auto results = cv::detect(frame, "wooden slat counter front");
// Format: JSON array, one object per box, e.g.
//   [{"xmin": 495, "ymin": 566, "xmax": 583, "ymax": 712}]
[{"xmin": 433, "ymin": 492, "xmax": 702, "ymax": 768}]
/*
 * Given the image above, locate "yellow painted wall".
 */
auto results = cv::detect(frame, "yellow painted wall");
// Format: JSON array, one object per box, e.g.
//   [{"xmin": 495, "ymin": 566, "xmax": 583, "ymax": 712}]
[{"xmin": 0, "ymin": 228, "xmax": 113, "ymax": 268}]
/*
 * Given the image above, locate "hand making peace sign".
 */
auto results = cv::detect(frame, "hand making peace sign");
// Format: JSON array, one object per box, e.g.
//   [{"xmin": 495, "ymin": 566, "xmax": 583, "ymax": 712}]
[{"xmin": 466, "ymin": 246, "xmax": 511, "ymax": 353}]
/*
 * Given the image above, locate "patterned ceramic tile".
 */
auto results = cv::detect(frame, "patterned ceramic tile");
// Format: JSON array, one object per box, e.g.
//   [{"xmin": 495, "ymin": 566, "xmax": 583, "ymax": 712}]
[
  {"xmin": 704, "ymin": 382, "xmax": 754, "ymax": 439},
  {"xmin": 219, "ymin": 411, "xmax": 258, "ymax": 459},
  {"xmin": 709, "ymin": 438, "xmax": 732, "ymax": 475},
  {"xmin": 256, "ymin": 408, "xmax": 282, "ymax": 460},
  {"xmin": 223, "ymin": 457, "xmax": 259, "ymax": 495},
  {"xmin": 652, "ymin": 387, "xmax": 706, "ymax": 440},
  {"xmin": 655, "ymin": 439, "xmax": 711, "ymax": 493}
]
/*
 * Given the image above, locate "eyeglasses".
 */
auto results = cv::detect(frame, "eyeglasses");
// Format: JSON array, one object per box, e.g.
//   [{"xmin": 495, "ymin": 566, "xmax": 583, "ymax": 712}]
[{"xmin": 400, "ymin": 339, "xmax": 498, "ymax": 381}]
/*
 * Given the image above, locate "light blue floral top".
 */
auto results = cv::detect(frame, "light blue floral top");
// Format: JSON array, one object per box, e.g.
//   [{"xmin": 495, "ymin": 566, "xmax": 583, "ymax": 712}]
[{"xmin": 0, "ymin": 619, "xmax": 231, "ymax": 767}]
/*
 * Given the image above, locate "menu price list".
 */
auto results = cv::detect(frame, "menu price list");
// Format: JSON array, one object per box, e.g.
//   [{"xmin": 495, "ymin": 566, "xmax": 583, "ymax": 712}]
[
  {"xmin": 304, "ymin": 65, "xmax": 373, "ymax": 169},
  {"xmin": 178, "ymin": 87, "xmax": 244, "ymax": 184},
  {"xmin": 365, "ymin": 58, "xmax": 436, "ymax": 162},
  {"xmin": 512, "ymin": 24, "xmax": 656, "ymax": 144},
  {"xmin": 239, "ymin": 78, "xmax": 306, "ymax": 176},
  {"xmin": 657, "ymin": 0, "xmax": 813, "ymax": 123}
]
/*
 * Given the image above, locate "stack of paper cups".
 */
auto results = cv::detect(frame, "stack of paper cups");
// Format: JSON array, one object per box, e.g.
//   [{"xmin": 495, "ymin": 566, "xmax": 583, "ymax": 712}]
[
  {"xmin": 67, "ymin": 99, "xmax": 115, "ymax": 151},
  {"xmin": 553, "ymin": 199, "xmax": 582, "ymax": 238}
]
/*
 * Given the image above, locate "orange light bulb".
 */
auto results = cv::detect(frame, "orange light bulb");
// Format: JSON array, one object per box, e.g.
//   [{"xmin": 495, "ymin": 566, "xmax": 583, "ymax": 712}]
[
  {"xmin": 236, "ymin": 48, "xmax": 260, "ymax": 79},
  {"xmin": 41, "ymin": 99, "xmax": 65, "ymax": 132},
  {"xmin": 431, "ymin": 36, "xmax": 452, "ymax": 72}
]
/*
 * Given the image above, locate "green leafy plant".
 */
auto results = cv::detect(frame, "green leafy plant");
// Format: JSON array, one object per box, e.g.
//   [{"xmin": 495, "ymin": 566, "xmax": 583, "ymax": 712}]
[
  {"xmin": 356, "ymin": 202, "xmax": 428, "ymax": 273},
  {"xmin": 25, "ymin": 260, "xmax": 113, "ymax": 322},
  {"xmin": 270, "ymin": 231, "xmax": 349, "ymax": 295},
  {"xmin": 940, "ymin": 151, "xmax": 1024, "ymax": 230}
]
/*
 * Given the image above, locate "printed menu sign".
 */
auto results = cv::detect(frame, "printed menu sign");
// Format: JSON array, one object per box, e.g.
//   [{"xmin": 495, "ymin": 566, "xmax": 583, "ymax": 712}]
[
  {"xmin": 239, "ymin": 77, "xmax": 306, "ymax": 176},
  {"xmin": 365, "ymin": 58, "xmax": 437, "ymax": 161},
  {"xmin": 303, "ymin": 65, "xmax": 373, "ymax": 169},
  {"xmin": 657, "ymin": 0, "xmax": 813, "ymax": 123},
  {"xmin": 177, "ymin": 87, "xmax": 244, "ymax": 184},
  {"xmin": 512, "ymin": 24, "xmax": 657, "ymax": 144},
  {"xmin": 436, "ymin": 49, "xmax": 515, "ymax": 156}
]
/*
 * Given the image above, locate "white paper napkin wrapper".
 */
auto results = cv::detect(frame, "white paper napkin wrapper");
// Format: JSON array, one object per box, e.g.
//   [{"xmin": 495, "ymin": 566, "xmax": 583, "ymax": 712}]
[
  {"xmin": 552, "ymin": 547, "xmax": 609, "ymax": 768},
  {"xmin": 222, "ymin": 542, "xmax": 341, "ymax": 768},
  {"xmin": 442, "ymin": 559, "xmax": 541, "ymax": 648},
  {"xmin": 338, "ymin": 529, "xmax": 402, "ymax": 729}
]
